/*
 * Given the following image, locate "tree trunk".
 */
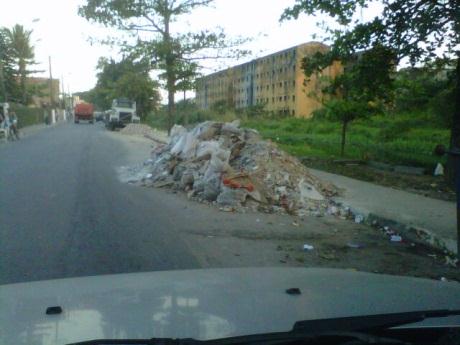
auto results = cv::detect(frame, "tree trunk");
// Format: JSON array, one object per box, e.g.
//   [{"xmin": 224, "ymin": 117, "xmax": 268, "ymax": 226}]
[
  {"xmin": 164, "ymin": 13, "xmax": 175, "ymax": 135},
  {"xmin": 167, "ymin": 85, "xmax": 175, "ymax": 135},
  {"xmin": 340, "ymin": 120, "xmax": 348, "ymax": 156}
]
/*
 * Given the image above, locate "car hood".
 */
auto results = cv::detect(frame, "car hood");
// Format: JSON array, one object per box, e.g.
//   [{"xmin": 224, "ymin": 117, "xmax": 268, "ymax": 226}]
[{"xmin": 1, "ymin": 267, "xmax": 460, "ymax": 345}]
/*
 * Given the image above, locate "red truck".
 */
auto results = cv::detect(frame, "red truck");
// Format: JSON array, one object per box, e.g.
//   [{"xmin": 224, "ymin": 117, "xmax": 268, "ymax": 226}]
[{"xmin": 74, "ymin": 103, "xmax": 94, "ymax": 124}]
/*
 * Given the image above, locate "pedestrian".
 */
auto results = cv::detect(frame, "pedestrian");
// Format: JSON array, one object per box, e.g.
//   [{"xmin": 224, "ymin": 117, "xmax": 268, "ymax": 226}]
[{"xmin": 9, "ymin": 111, "xmax": 19, "ymax": 140}]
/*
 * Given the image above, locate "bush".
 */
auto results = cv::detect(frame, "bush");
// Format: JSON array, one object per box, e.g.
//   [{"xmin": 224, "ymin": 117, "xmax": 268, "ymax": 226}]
[{"xmin": 9, "ymin": 103, "xmax": 45, "ymax": 128}]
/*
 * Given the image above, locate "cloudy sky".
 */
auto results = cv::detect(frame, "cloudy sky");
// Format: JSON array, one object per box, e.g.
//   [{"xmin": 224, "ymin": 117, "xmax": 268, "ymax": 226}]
[{"xmin": 0, "ymin": 0, "xmax": 380, "ymax": 96}]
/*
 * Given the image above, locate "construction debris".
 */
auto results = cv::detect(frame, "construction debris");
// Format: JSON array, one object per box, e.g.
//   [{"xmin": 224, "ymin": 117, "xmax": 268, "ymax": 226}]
[
  {"xmin": 120, "ymin": 123, "xmax": 168, "ymax": 143},
  {"xmin": 124, "ymin": 121, "xmax": 339, "ymax": 215}
]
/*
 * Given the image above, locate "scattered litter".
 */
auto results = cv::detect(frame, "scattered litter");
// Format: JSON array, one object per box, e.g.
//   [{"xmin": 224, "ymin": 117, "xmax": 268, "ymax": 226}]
[
  {"xmin": 445, "ymin": 256, "xmax": 458, "ymax": 268},
  {"xmin": 292, "ymin": 221, "xmax": 299, "ymax": 227},
  {"xmin": 347, "ymin": 242, "xmax": 364, "ymax": 249},
  {"xmin": 434, "ymin": 163, "xmax": 444, "ymax": 176},
  {"xmin": 354, "ymin": 214, "xmax": 364, "ymax": 224},
  {"xmin": 145, "ymin": 173, "xmax": 153, "ymax": 179},
  {"xmin": 256, "ymin": 218, "xmax": 261, "ymax": 223},
  {"xmin": 390, "ymin": 235, "xmax": 402, "ymax": 242},
  {"xmin": 303, "ymin": 244, "xmax": 314, "ymax": 251},
  {"xmin": 440, "ymin": 277, "xmax": 448, "ymax": 282}
]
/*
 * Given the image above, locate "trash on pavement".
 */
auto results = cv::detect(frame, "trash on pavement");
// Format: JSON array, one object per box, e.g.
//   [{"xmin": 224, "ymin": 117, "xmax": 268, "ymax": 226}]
[
  {"xmin": 303, "ymin": 244, "xmax": 314, "ymax": 251},
  {"xmin": 390, "ymin": 235, "xmax": 402, "ymax": 242},
  {"xmin": 354, "ymin": 214, "xmax": 364, "ymax": 224},
  {"xmin": 347, "ymin": 242, "xmax": 364, "ymax": 249},
  {"xmin": 434, "ymin": 163, "xmax": 444, "ymax": 176}
]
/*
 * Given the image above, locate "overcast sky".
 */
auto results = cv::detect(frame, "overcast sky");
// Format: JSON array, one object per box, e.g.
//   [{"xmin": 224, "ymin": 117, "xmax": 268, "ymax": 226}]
[{"xmin": 0, "ymin": 0, "xmax": 380, "ymax": 95}]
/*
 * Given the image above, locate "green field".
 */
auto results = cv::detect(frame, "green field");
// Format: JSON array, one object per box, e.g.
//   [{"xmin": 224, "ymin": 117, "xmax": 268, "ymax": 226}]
[{"xmin": 243, "ymin": 112, "xmax": 449, "ymax": 169}]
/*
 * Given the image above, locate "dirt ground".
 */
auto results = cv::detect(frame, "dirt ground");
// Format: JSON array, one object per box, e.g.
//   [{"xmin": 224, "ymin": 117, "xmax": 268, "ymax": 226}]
[
  {"xmin": 154, "ymin": 187, "xmax": 460, "ymax": 283},
  {"xmin": 301, "ymin": 157, "xmax": 456, "ymax": 202}
]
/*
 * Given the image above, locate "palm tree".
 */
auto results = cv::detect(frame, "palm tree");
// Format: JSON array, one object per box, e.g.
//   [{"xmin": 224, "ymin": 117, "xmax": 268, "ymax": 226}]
[{"xmin": 5, "ymin": 24, "xmax": 36, "ymax": 104}]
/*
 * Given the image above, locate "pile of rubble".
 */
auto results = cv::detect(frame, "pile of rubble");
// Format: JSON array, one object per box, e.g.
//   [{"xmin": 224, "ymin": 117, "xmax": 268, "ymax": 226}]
[
  {"xmin": 127, "ymin": 121, "xmax": 338, "ymax": 215},
  {"xmin": 120, "ymin": 123, "xmax": 168, "ymax": 143}
]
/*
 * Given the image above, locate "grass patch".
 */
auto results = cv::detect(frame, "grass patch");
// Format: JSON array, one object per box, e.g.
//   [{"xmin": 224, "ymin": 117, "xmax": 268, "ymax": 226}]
[
  {"xmin": 144, "ymin": 104, "xmax": 448, "ymax": 169},
  {"xmin": 243, "ymin": 112, "xmax": 449, "ymax": 169}
]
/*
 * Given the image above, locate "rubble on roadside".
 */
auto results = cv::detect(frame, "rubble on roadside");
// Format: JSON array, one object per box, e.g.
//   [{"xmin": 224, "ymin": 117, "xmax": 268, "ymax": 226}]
[
  {"xmin": 123, "ymin": 120, "xmax": 340, "ymax": 216},
  {"xmin": 120, "ymin": 123, "xmax": 168, "ymax": 143}
]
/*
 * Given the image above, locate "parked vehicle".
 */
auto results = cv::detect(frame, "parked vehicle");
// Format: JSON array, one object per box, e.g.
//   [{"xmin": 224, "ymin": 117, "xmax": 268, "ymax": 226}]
[
  {"xmin": 94, "ymin": 111, "xmax": 104, "ymax": 122},
  {"xmin": 74, "ymin": 103, "xmax": 94, "ymax": 124},
  {"xmin": 106, "ymin": 98, "xmax": 139, "ymax": 130}
]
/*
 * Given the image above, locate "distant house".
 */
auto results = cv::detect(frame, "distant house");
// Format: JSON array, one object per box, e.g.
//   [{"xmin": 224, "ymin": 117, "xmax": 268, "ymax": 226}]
[
  {"xmin": 195, "ymin": 42, "xmax": 342, "ymax": 118},
  {"xmin": 26, "ymin": 77, "xmax": 60, "ymax": 108}
]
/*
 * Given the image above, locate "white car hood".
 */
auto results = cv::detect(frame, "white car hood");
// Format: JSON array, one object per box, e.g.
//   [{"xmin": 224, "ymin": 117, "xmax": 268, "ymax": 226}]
[{"xmin": 1, "ymin": 267, "xmax": 460, "ymax": 345}]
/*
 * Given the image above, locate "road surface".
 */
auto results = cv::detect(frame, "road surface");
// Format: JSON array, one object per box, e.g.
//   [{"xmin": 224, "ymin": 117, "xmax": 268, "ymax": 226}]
[{"xmin": 0, "ymin": 123, "xmax": 204, "ymax": 285}]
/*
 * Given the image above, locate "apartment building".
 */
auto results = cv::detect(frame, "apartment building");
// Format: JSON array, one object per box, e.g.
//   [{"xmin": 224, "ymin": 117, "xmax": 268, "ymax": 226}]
[{"xmin": 195, "ymin": 42, "xmax": 342, "ymax": 118}]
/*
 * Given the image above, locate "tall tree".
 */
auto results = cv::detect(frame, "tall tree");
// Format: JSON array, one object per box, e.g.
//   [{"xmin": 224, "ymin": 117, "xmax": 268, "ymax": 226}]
[
  {"xmin": 281, "ymin": 0, "xmax": 459, "ymax": 165},
  {"xmin": 5, "ymin": 24, "xmax": 37, "ymax": 104},
  {"xmin": 0, "ymin": 28, "xmax": 18, "ymax": 102},
  {"xmin": 79, "ymin": 0, "xmax": 248, "ymax": 133},
  {"xmin": 89, "ymin": 57, "xmax": 160, "ymax": 118}
]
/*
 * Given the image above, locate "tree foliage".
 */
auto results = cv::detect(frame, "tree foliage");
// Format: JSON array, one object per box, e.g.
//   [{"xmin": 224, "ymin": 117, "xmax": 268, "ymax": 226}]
[
  {"xmin": 282, "ymin": 0, "xmax": 460, "ymax": 151},
  {"xmin": 3, "ymin": 24, "xmax": 38, "ymax": 104},
  {"xmin": 0, "ymin": 29, "xmax": 19, "ymax": 102},
  {"xmin": 79, "ymin": 0, "xmax": 249, "ymax": 133},
  {"xmin": 87, "ymin": 57, "xmax": 160, "ymax": 118}
]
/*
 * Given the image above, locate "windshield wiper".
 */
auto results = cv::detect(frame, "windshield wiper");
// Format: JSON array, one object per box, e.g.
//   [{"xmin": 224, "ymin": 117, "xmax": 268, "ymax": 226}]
[
  {"xmin": 68, "ymin": 309, "xmax": 460, "ymax": 345},
  {"xmin": 292, "ymin": 308, "xmax": 460, "ymax": 333}
]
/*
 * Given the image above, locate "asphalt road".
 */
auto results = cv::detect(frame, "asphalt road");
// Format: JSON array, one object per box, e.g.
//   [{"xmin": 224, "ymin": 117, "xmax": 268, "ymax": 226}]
[{"xmin": 0, "ymin": 122, "xmax": 201, "ymax": 285}]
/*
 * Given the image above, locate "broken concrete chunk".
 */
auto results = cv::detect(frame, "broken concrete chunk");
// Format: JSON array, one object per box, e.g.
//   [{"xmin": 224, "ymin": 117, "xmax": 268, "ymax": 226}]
[{"xmin": 217, "ymin": 187, "xmax": 248, "ymax": 206}]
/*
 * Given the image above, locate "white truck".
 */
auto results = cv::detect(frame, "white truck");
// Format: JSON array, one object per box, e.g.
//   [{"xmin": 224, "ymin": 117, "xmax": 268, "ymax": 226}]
[{"xmin": 106, "ymin": 98, "xmax": 140, "ymax": 130}]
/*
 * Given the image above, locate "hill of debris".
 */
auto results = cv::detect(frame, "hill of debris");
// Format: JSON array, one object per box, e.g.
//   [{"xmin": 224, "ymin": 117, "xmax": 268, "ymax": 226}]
[{"xmin": 123, "ymin": 121, "xmax": 339, "ymax": 215}]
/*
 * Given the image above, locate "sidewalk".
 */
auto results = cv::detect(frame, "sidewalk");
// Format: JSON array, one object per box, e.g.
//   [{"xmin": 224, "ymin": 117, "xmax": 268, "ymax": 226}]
[{"xmin": 311, "ymin": 169, "xmax": 457, "ymax": 254}]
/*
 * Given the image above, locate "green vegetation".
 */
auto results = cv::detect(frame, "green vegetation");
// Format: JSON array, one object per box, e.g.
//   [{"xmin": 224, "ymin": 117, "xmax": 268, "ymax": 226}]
[
  {"xmin": 243, "ymin": 112, "xmax": 449, "ymax": 169},
  {"xmin": 10, "ymin": 103, "xmax": 44, "ymax": 128},
  {"xmin": 0, "ymin": 24, "xmax": 39, "ymax": 105},
  {"xmin": 81, "ymin": 58, "xmax": 161, "ymax": 119},
  {"xmin": 79, "ymin": 0, "xmax": 249, "ymax": 133}
]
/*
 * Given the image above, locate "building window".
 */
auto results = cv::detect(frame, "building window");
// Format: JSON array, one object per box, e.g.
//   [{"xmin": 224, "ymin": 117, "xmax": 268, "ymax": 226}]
[
  {"xmin": 272, "ymin": 97, "xmax": 275, "ymax": 103},
  {"xmin": 279, "ymin": 96, "xmax": 282, "ymax": 101},
  {"xmin": 293, "ymin": 80, "xmax": 296, "ymax": 86},
  {"xmin": 292, "ymin": 110, "xmax": 295, "ymax": 116},
  {"xmin": 279, "ymin": 82, "xmax": 282, "ymax": 87},
  {"xmin": 266, "ymin": 85, "xmax": 269, "ymax": 90},
  {"xmin": 284, "ymin": 95, "xmax": 287, "ymax": 101},
  {"xmin": 279, "ymin": 68, "xmax": 282, "ymax": 73},
  {"xmin": 292, "ymin": 95, "xmax": 295, "ymax": 101},
  {"xmin": 272, "ymin": 84, "xmax": 275, "ymax": 89},
  {"xmin": 284, "ymin": 81, "xmax": 288, "ymax": 87}
]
